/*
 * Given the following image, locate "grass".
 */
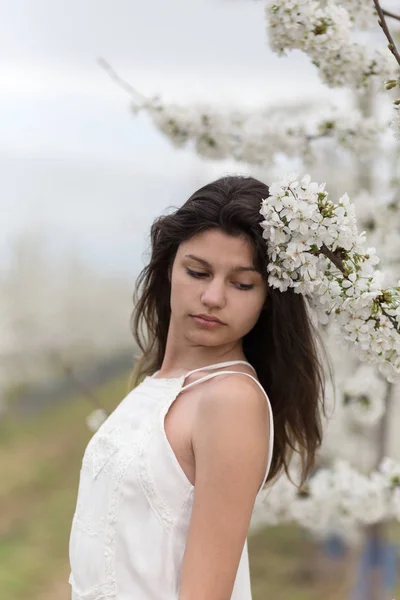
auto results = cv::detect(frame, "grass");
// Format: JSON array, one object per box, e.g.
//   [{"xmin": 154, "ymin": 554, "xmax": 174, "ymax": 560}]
[{"xmin": 1, "ymin": 370, "xmax": 399, "ymax": 600}]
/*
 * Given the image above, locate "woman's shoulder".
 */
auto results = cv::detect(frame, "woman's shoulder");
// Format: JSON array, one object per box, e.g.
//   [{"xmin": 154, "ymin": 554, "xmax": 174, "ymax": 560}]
[
  {"xmin": 191, "ymin": 366, "xmax": 268, "ymax": 421},
  {"xmin": 191, "ymin": 370, "xmax": 271, "ymax": 470}
]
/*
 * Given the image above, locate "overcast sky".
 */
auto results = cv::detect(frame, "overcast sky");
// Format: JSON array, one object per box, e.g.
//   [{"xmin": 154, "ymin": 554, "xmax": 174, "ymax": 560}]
[{"xmin": 2, "ymin": 0, "xmax": 347, "ymax": 278}]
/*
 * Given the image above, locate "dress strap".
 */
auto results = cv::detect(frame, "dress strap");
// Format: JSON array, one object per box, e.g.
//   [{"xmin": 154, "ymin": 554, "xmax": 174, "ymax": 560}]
[
  {"xmin": 182, "ymin": 369, "xmax": 259, "ymax": 393},
  {"xmin": 184, "ymin": 360, "xmax": 256, "ymax": 378}
]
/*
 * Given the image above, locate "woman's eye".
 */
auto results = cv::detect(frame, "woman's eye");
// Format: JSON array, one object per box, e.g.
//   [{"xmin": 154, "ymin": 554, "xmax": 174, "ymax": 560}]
[
  {"xmin": 186, "ymin": 268, "xmax": 208, "ymax": 278},
  {"xmin": 185, "ymin": 268, "xmax": 253, "ymax": 291}
]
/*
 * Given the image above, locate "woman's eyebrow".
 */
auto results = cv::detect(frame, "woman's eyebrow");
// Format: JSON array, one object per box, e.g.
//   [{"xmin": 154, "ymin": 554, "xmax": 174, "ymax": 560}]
[{"xmin": 184, "ymin": 253, "xmax": 260, "ymax": 273}]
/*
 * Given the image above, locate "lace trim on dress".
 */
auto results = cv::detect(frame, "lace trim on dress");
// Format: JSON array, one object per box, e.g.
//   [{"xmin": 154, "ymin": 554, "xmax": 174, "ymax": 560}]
[
  {"xmin": 70, "ymin": 419, "xmax": 144, "ymax": 597},
  {"xmin": 69, "ymin": 572, "xmax": 117, "ymax": 600},
  {"xmin": 136, "ymin": 377, "xmax": 188, "ymax": 532},
  {"xmin": 137, "ymin": 429, "xmax": 175, "ymax": 531},
  {"xmin": 103, "ymin": 429, "xmax": 143, "ymax": 582}
]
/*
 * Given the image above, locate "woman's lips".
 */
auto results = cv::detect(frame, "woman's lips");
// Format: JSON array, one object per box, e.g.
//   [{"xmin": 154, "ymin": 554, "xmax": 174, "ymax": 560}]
[{"xmin": 191, "ymin": 315, "xmax": 225, "ymax": 328}]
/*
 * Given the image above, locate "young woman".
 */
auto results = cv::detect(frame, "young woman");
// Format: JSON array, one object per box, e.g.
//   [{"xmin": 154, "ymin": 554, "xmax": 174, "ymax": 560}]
[{"xmin": 68, "ymin": 175, "xmax": 327, "ymax": 600}]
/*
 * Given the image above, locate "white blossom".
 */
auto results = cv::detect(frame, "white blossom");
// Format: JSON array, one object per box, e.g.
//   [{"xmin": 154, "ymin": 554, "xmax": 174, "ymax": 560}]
[
  {"xmin": 86, "ymin": 408, "xmax": 108, "ymax": 433},
  {"xmin": 339, "ymin": 0, "xmax": 378, "ymax": 30}
]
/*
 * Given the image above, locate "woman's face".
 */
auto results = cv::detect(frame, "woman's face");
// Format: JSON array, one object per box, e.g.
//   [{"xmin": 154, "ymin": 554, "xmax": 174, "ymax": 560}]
[{"xmin": 169, "ymin": 228, "xmax": 268, "ymax": 348}]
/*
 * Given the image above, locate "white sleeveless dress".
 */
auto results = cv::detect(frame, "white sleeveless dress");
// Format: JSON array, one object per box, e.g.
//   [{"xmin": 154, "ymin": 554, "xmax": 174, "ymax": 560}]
[{"xmin": 68, "ymin": 360, "xmax": 274, "ymax": 600}]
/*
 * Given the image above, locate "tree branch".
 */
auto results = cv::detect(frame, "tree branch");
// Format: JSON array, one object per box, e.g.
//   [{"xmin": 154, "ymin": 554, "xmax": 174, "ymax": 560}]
[
  {"xmin": 97, "ymin": 57, "xmax": 149, "ymax": 105},
  {"xmin": 320, "ymin": 243, "xmax": 345, "ymax": 273},
  {"xmin": 382, "ymin": 9, "xmax": 400, "ymax": 23},
  {"xmin": 374, "ymin": 0, "xmax": 400, "ymax": 67}
]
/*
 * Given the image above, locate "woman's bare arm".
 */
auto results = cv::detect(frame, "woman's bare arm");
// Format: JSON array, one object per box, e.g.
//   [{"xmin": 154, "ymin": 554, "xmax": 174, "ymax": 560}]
[{"xmin": 178, "ymin": 376, "xmax": 271, "ymax": 600}]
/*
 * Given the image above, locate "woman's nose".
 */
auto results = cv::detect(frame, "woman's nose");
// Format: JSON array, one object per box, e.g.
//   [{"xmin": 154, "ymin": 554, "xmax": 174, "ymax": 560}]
[{"xmin": 201, "ymin": 278, "xmax": 226, "ymax": 308}]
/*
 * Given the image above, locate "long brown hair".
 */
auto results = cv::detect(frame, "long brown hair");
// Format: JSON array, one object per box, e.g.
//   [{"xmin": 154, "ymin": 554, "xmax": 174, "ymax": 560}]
[{"xmin": 130, "ymin": 175, "xmax": 331, "ymax": 488}]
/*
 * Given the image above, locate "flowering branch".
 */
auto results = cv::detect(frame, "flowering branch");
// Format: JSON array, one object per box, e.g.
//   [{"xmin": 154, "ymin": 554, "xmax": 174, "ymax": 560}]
[
  {"xmin": 253, "ymin": 456, "xmax": 400, "ymax": 540},
  {"xmin": 266, "ymin": 1, "xmax": 397, "ymax": 90},
  {"xmin": 265, "ymin": 1, "xmax": 400, "ymax": 138},
  {"xmin": 98, "ymin": 58, "xmax": 384, "ymax": 165},
  {"xmin": 316, "ymin": 245, "xmax": 398, "ymax": 329},
  {"xmin": 259, "ymin": 173, "xmax": 400, "ymax": 382},
  {"xmin": 374, "ymin": 0, "xmax": 400, "ymax": 67}
]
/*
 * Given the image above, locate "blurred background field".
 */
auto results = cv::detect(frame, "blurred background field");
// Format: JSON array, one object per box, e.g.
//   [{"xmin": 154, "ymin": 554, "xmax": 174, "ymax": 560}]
[{"xmin": 2, "ymin": 363, "xmax": 400, "ymax": 600}]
